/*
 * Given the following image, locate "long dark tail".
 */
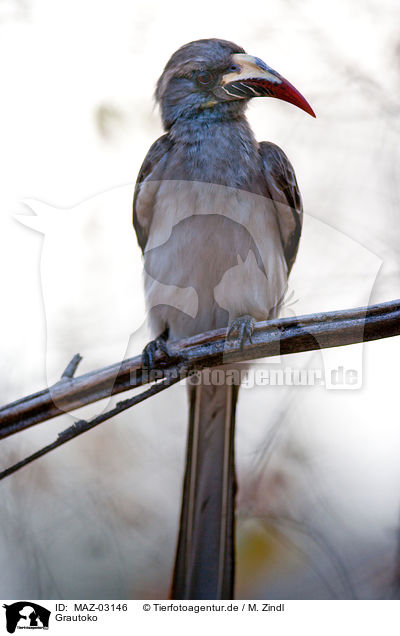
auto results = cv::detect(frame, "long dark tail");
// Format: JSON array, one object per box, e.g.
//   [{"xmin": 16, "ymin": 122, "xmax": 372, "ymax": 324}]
[{"xmin": 171, "ymin": 371, "xmax": 239, "ymax": 599}]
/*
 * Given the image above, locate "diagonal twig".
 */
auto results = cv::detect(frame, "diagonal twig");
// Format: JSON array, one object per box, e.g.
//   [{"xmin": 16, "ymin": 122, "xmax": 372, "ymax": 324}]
[
  {"xmin": 0, "ymin": 366, "xmax": 187, "ymax": 482},
  {"xmin": 61, "ymin": 353, "xmax": 83, "ymax": 379},
  {"xmin": 1, "ymin": 299, "xmax": 400, "ymax": 440}
]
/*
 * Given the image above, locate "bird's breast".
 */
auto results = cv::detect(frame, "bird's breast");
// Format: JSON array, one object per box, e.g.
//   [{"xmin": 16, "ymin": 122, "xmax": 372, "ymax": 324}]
[{"xmin": 143, "ymin": 180, "xmax": 287, "ymax": 339}]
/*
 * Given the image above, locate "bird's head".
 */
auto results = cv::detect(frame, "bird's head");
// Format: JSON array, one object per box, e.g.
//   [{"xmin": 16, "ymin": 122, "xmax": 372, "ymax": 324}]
[{"xmin": 156, "ymin": 38, "xmax": 315, "ymax": 129}]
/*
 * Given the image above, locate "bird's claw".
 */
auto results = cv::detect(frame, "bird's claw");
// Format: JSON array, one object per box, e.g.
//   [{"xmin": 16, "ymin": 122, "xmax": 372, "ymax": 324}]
[
  {"xmin": 142, "ymin": 328, "xmax": 171, "ymax": 371},
  {"xmin": 227, "ymin": 315, "xmax": 256, "ymax": 351}
]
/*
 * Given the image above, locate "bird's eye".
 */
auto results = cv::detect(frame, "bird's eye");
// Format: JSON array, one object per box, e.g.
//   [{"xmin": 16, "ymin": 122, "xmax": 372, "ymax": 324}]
[
  {"xmin": 228, "ymin": 64, "xmax": 240, "ymax": 72},
  {"xmin": 197, "ymin": 71, "xmax": 214, "ymax": 86}
]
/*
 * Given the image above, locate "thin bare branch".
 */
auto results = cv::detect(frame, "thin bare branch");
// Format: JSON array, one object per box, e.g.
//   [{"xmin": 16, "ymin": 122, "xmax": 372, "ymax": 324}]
[
  {"xmin": 1, "ymin": 299, "xmax": 399, "ymax": 440},
  {"xmin": 61, "ymin": 353, "xmax": 83, "ymax": 379},
  {"xmin": 0, "ymin": 367, "xmax": 186, "ymax": 481}
]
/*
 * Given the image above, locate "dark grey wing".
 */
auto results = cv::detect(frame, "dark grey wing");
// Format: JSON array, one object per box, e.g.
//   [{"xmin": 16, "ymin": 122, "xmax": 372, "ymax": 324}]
[
  {"xmin": 259, "ymin": 141, "xmax": 303, "ymax": 275},
  {"xmin": 133, "ymin": 133, "xmax": 172, "ymax": 253}
]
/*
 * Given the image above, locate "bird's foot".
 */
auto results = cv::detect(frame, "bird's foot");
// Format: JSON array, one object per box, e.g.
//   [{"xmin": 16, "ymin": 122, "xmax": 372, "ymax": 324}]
[
  {"xmin": 142, "ymin": 327, "xmax": 171, "ymax": 371},
  {"xmin": 227, "ymin": 315, "xmax": 256, "ymax": 351}
]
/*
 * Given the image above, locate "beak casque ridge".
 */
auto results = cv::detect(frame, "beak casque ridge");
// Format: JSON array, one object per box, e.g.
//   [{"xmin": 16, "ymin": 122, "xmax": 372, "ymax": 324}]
[{"xmin": 221, "ymin": 53, "xmax": 316, "ymax": 118}]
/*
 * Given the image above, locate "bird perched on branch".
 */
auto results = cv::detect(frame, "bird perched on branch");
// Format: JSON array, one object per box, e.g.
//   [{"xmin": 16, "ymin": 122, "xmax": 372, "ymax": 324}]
[{"xmin": 132, "ymin": 38, "xmax": 314, "ymax": 599}]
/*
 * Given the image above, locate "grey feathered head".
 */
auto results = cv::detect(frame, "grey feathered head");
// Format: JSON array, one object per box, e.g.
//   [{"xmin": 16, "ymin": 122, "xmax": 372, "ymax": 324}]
[
  {"xmin": 155, "ymin": 39, "xmax": 245, "ymax": 104},
  {"xmin": 155, "ymin": 38, "xmax": 315, "ymax": 129}
]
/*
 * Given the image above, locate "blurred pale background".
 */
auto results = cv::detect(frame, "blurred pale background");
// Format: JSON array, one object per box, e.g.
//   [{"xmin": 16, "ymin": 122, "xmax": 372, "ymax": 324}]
[{"xmin": 1, "ymin": 0, "xmax": 400, "ymax": 599}]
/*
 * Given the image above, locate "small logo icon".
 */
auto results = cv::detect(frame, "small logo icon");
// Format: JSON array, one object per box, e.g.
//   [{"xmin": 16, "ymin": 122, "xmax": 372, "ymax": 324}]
[{"xmin": 2, "ymin": 603, "xmax": 50, "ymax": 633}]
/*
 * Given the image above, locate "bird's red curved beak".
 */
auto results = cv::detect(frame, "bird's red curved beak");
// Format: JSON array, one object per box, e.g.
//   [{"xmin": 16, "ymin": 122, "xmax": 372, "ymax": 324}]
[{"xmin": 221, "ymin": 53, "xmax": 316, "ymax": 118}]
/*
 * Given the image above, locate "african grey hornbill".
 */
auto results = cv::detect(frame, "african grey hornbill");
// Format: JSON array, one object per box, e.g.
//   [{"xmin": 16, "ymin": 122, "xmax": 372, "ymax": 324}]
[{"xmin": 132, "ymin": 38, "xmax": 314, "ymax": 599}]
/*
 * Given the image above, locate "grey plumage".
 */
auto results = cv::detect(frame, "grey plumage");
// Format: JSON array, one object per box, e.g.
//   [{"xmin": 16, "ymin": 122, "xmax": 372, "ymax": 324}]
[
  {"xmin": 172, "ymin": 377, "xmax": 239, "ymax": 598},
  {"xmin": 133, "ymin": 38, "xmax": 307, "ymax": 599}
]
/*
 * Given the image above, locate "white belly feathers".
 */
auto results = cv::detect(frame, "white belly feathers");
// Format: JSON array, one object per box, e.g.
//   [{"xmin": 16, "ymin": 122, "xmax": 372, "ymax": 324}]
[{"xmin": 142, "ymin": 180, "xmax": 287, "ymax": 339}]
